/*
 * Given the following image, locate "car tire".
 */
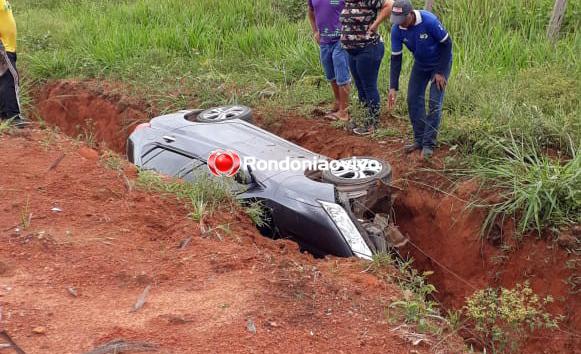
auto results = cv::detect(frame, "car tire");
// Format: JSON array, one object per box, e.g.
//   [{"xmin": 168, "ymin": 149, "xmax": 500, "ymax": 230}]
[
  {"xmin": 322, "ymin": 156, "xmax": 392, "ymax": 191},
  {"xmin": 195, "ymin": 105, "xmax": 253, "ymax": 123}
]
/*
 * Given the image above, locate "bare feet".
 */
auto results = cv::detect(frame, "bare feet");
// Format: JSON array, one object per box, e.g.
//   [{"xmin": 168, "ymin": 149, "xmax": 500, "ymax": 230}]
[{"xmin": 335, "ymin": 110, "xmax": 350, "ymax": 122}]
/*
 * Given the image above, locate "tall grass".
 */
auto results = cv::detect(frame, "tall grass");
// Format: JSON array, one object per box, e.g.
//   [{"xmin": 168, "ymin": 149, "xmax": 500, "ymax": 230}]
[
  {"xmin": 16, "ymin": 0, "xmax": 579, "ymax": 135},
  {"xmin": 462, "ymin": 134, "xmax": 580, "ymax": 236}
]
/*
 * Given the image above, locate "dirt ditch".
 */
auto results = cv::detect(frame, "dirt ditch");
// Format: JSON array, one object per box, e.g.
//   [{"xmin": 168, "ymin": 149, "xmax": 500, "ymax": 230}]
[{"xmin": 33, "ymin": 80, "xmax": 580, "ymax": 352}]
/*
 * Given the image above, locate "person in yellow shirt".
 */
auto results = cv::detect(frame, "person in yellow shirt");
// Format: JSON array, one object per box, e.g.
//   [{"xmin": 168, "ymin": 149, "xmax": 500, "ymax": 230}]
[{"xmin": 0, "ymin": 0, "xmax": 28, "ymax": 127}]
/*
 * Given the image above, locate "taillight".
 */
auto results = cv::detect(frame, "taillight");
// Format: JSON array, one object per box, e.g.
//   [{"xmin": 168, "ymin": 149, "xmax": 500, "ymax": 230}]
[{"xmin": 133, "ymin": 122, "xmax": 151, "ymax": 133}]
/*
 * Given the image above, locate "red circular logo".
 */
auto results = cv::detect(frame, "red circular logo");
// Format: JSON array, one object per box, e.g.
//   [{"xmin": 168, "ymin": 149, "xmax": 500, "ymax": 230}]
[{"xmin": 207, "ymin": 150, "xmax": 241, "ymax": 177}]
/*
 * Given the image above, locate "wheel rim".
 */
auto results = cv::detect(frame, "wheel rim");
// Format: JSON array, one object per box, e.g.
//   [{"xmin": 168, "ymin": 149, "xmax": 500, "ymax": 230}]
[
  {"xmin": 200, "ymin": 106, "xmax": 246, "ymax": 121},
  {"xmin": 329, "ymin": 158, "xmax": 383, "ymax": 180}
]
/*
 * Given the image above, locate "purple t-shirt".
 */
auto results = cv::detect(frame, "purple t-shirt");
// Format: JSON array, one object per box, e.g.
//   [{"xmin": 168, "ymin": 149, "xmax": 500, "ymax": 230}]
[{"xmin": 308, "ymin": 0, "xmax": 344, "ymax": 44}]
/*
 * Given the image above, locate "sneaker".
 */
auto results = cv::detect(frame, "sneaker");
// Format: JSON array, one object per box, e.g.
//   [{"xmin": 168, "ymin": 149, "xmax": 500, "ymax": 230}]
[
  {"xmin": 10, "ymin": 116, "xmax": 31, "ymax": 129},
  {"xmin": 404, "ymin": 143, "xmax": 422, "ymax": 154},
  {"xmin": 353, "ymin": 126, "xmax": 373, "ymax": 136},
  {"xmin": 421, "ymin": 147, "xmax": 434, "ymax": 159}
]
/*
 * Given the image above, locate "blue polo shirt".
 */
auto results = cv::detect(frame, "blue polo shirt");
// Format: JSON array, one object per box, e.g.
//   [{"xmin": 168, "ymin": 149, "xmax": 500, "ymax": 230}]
[{"xmin": 391, "ymin": 10, "xmax": 449, "ymax": 68}]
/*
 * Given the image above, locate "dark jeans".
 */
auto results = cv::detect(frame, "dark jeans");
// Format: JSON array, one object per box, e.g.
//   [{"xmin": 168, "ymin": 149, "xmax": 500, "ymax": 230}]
[
  {"xmin": 0, "ymin": 51, "xmax": 21, "ymax": 120},
  {"xmin": 347, "ymin": 41, "xmax": 385, "ymax": 127},
  {"xmin": 408, "ymin": 61, "xmax": 452, "ymax": 149}
]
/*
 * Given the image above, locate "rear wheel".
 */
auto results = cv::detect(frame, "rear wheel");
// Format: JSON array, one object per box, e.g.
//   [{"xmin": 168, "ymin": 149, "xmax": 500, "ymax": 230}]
[{"xmin": 195, "ymin": 105, "xmax": 253, "ymax": 123}]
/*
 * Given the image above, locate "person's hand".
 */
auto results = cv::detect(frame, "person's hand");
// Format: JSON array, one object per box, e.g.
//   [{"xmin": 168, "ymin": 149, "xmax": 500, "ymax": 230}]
[
  {"xmin": 433, "ymin": 73, "xmax": 447, "ymax": 91},
  {"xmin": 388, "ymin": 89, "xmax": 397, "ymax": 111},
  {"xmin": 313, "ymin": 31, "xmax": 321, "ymax": 44},
  {"xmin": 368, "ymin": 22, "xmax": 379, "ymax": 35}
]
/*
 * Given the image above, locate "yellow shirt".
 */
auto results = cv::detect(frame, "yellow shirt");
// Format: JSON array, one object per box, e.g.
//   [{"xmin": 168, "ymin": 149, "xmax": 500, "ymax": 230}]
[{"xmin": 0, "ymin": 0, "xmax": 17, "ymax": 52}]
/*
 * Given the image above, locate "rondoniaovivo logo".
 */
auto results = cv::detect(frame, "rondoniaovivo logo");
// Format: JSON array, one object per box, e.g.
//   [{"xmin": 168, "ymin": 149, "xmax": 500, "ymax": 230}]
[{"xmin": 207, "ymin": 150, "xmax": 241, "ymax": 177}]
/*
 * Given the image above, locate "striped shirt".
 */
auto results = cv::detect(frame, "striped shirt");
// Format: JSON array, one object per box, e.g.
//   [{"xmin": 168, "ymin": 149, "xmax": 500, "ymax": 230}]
[{"xmin": 340, "ymin": 0, "xmax": 385, "ymax": 50}]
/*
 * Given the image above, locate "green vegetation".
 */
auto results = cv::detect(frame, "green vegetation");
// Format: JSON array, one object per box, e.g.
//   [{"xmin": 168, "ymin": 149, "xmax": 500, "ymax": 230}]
[
  {"xmin": 464, "ymin": 282, "xmax": 562, "ymax": 353},
  {"xmin": 0, "ymin": 120, "xmax": 12, "ymax": 136},
  {"xmin": 466, "ymin": 135, "xmax": 580, "ymax": 236},
  {"xmin": 100, "ymin": 150, "xmax": 125, "ymax": 173},
  {"xmin": 244, "ymin": 200, "xmax": 268, "ymax": 228},
  {"xmin": 369, "ymin": 254, "xmax": 443, "ymax": 335},
  {"xmin": 14, "ymin": 0, "xmax": 581, "ymax": 234},
  {"xmin": 136, "ymin": 170, "xmax": 233, "ymax": 220},
  {"xmin": 370, "ymin": 253, "xmax": 564, "ymax": 352}
]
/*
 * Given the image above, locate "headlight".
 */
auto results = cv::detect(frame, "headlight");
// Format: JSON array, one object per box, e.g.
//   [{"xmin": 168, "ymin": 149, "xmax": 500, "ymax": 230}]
[{"xmin": 319, "ymin": 201, "xmax": 372, "ymax": 260}]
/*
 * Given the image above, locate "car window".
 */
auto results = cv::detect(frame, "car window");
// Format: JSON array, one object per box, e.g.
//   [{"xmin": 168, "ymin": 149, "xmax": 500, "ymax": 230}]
[{"xmin": 142, "ymin": 147, "xmax": 194, "ymax": 176}]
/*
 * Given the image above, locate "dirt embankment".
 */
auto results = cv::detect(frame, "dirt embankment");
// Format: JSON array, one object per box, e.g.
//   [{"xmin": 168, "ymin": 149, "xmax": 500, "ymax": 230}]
[
  {"xmin": 267, "ymin": 113, "xmax": 580, "ymax": 353},
  {"xmin": 0, "ymin": 129, "xmax": 466, "ymax": 353},
  {"xmin": 30, "ymin": 80, "xmax": 580, "ymax": 353},
  {"xmin": 36, "ymin": 81, "xmax": 152, "ymax": 153}
]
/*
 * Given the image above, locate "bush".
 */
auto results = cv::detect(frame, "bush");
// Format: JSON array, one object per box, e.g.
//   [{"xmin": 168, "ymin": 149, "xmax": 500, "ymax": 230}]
[{"xmin": 465, "ymin": 282, "xmax": 562, "ymax": 352}]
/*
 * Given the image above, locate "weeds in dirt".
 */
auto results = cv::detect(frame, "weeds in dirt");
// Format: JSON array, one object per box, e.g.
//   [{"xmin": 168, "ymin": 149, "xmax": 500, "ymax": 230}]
[
  {"xmin": 389, "ymin": 259, "xmax": 441, "ymax": 335},
  {"xmin": 463, "ymin": 135, "xmax": 580, "ymax": 237},
  {"xmin": 373, "ymin": 127, "xmax": 401, "ymax": 140},
  {"xmin": 244, "ymin": 200, "xmax": 268, "ymax": 228},
  {"xmin": 39, "ymin": 126, "xmax": 60, "ymax": 150},
  {"xmin": 100, "ymin": 151, "xmax": 124, "ymax": 173},
  {"xmin": 19, "ymin": 197, "xmax": 32, "ymax": 231},
  {"xmin": 329, "ymin": 120, "xmax": 346, "ymax": 129},
  {"xmin": 76, "ymin": 119, "xmax": 98, "ymax": 149},
  {"xmin": 136, "ymin": 170, "xmax": 233, "ymax": 216},
  {"xmin": 0, "ymin": 120, "xmax": 13, "ymax": 136},
  {"xmin": 464, "ymin": 282, "xmax": 562, "ymax": 353},
  {"xmin": 368, "ymin": 253, "xmax": 443, "ymax": 335}
]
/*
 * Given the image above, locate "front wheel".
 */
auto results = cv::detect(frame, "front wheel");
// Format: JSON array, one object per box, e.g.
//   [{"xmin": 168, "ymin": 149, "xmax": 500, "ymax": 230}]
[{"xmin": 322, "ymin": 156, "xmax": 392, "ymax": 191}]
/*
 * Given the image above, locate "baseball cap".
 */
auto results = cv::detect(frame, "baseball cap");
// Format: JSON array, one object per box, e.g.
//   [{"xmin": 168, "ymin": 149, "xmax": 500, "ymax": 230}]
[{"xmin": 391, "ymin": 0, "xmax": 414, "ymax": 25}]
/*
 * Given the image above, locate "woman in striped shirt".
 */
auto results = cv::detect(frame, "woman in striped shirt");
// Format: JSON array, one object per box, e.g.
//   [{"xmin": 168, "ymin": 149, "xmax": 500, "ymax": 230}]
[{"xmin": 340, "ymin": 0, "xmax": 393, "ymax": 135}]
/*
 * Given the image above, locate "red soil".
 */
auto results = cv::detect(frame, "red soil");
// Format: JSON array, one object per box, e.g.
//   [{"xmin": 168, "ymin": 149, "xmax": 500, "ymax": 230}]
[
  {"xmin": 265, "ymin": 113, "xmax": 580, "ymax": 353},
  {"xmin": 0, "ymin": 130, "xmax": 464, "ymax": 353},
  {"xmin": 30, "ymin": 80, "xmax": 580, "ymax": 353},
  {"xmin": 36, "ymin": 80, "xmax": 151, "ymax": 153}
]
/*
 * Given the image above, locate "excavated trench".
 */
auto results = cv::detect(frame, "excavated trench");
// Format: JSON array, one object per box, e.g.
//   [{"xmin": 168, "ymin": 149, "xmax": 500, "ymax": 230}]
[{"xmin": 34, "ymin": 81, "xmax": 579, "ymax": 352}]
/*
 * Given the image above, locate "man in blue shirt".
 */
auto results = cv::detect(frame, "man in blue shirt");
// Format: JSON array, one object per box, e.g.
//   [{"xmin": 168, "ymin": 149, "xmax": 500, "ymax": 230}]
[{"xmin": 388, "ymin": 0, "xmax": 452, "ymax": 159}]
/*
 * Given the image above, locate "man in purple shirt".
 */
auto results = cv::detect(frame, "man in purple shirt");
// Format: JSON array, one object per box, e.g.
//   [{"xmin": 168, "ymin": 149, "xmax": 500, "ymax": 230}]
[{"xmin": 308, "ymin": 0, "xmax": 351, "ymax": 121}]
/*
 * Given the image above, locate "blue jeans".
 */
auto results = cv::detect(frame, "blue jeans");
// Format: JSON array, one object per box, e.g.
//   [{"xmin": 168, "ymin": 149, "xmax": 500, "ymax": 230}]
[
  {"xmin": 408, "ymin": 61, "xmax": 452, "ymax": 148},
  {"xmin": 320, "ymin": 41, "xmax": 351, "ymax": 86},
  {"xmin": 346, "ymin": 42, "xmax": 385, "ymax": 126}
]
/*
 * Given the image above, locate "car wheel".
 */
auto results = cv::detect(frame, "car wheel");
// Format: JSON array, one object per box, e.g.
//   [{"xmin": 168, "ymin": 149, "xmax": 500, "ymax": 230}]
[
  {"xmin": 322, "ymin": 156, "xmax": 392, "ymax": 191},
  {"xmin": 195, "ymin": 105, "xmax": 253, "ymax": 123}
]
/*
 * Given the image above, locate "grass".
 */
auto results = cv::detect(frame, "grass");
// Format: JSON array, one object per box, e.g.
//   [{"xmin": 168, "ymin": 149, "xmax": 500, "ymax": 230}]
[
  {"xmin": 136, "ymin": 170, "xmax": 234, "ymax": 220},
  {"xmin": 100, "ymin": 151, "xmax": 125, "ymax": 173},
  {"xmin": 0, "ymin": 120, "xmax": 12, "ymax": 136},
  {"xmin": 368, "ymin": 253, "xmax": 443, "ymax": 335},
  {"xmin": 13, "ymin": 0, "xmax": 581, "ymax": 234},
  {"xmin": 19, "ymin": 196, "xmax": 32, "ymax": 231},
  {"xmin": 458, "ymin": 134, "xmax": 580, "ymax": 236}
]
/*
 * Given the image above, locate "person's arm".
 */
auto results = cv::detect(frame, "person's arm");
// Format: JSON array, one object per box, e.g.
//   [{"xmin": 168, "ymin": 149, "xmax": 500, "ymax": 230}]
[
  {"xmin": 390, "ymin": 53, "xmax": 402, "ymax": 91},
  {"xmin": 388, "ymin": 27, "xmax": 403, "ymax": 110},
  {"xmin": 429, "ymin": 18, "xmax": 452, "ymax": 90},
  {"xmin": 368, "ymin": 0, "xmax": 393, "ymax": 33},
  {"xmin": 436, "ymin": 36, "xmax": 452, "ymax": 75},
  {"xmin": 307, "ymin": 3, "xmax": 320, "ymax": 44}
]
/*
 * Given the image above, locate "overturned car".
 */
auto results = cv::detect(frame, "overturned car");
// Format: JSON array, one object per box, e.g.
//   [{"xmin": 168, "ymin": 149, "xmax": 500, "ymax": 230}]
[{"xmin": 127, "ymin": 105, "xmax": 407, "ymax": 259}]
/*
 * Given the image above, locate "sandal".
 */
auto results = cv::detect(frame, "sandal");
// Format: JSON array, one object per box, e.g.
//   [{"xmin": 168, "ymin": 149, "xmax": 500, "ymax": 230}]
[{"xmin": 325, "ymin": 112, "xmax": 350, "ymax": 122}]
